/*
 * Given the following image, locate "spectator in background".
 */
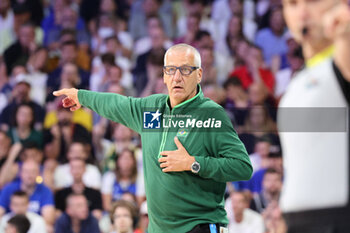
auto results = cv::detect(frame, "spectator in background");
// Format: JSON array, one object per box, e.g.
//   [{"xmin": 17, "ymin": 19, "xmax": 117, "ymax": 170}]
[
  {"xmin": 174, "ymin": 13, "xmax": 201, "ymax": 46},
  {"xmin": 274, "ymin": 37, "xmax": 304, "ymax": 99},
  {"xmin": 3, "ymin": 23, "xmax": 37, "ymax": 76},
  {"xmin": 138, "ymin": 201, "xmax": 148, "ymax": 233},
  {"xmin": 255, "ymin": 6, "xmax": 288, "ymax": 71},
  {"xmin": 7, "ymin": 103, "xmax": 43, "ymax": 148},
  {"xmin": 109, "ymin": 200, "xmax": 140, "ymax": 233},
  {"xmin": 134, "ymin": 15, "xmax": 172, "ymax": 56},
  {"xmin": 55, "ymin": 158, "xmax": 103, "ymax": 220},
  {"xmin": 198, "ymin": 46, "xmax": 217, "ymax": 86},
  {"xmin": 223, "ymin": 78, "xmax": 249, "ymax": 127},
  {"xmin": 45, "ymin": 5, "xmax": 89, "ymax": 52},
  {"xmin": 54, "ymin": 194, "xmax": 100, "ymax": 233},
  {"xmin": 225, "ymin": 191, "xmax": 265, "ymax": 233},
  {"xmin": 0, "ymin": 0, "xmax": 15, "ymax": 56},
  {"xmin": 229, "ymin": 44, "xmax": 275, "ymax": 94},
  {"xmin": 249, "ymin": 136, "xmax": 272, "ymax": 173},
  {"xmin": 54, "ymin": 142, "xmax": 101, "ymax": 190},
  {"xmin": 0, "ymin": 141, "xmax": 55, "ymax": 192},
  {"xmin": 102, "ymin": 148, "xmax": 145, "ymax": 211},
  {"xmin": 128, "ymin": 0, "xmax": 174, "ymax": 40},
  {"xmin": 11, "ymin": 0, "xmax": 43, "ymax": 27},
  {"xmin": 132, "ymin": 27, "xmax": 167, "ymax": 96},
  {"xmin": 262, "ymin": 200, "xmax": 287, "ymax": 233},
  {"xmin": 43, "ymin": 98, "xmax": 92, "ymax": 163},
  {"xmin": 176, "ymin": 0, "xmax": 215, "ymax": 40},
  {"xmin": 0, "ymin": 191, "xmax": 47, "ymax": 233},
  {"xmin": 250, "ymin": 168, "xmax": 283, "ymax": 214},
  {"xmin": 238, "ymin": 152, "xmax": 283, "ymax": 194},
  {"xmin": 4, "ymin": 214, "xmax": 30, "ymax": 233},
  {"xmin": 0, "ymin": 159, "xmax": 55, "ymax": 227},
  {"xmin": 46, "ymin": 40, "xmax": 90, "ymax": 100}
]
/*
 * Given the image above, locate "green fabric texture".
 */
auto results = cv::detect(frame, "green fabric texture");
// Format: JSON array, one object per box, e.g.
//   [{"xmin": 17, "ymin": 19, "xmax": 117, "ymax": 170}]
[{"xmin": 78, "ymin": 85, "xmax": 252, "ymax": 233}]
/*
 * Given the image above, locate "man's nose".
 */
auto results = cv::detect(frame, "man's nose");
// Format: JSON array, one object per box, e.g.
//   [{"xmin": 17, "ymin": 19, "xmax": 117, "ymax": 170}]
[{"xmin": 173, "ymin": 69, "xmax": 182, "ymax": 81}]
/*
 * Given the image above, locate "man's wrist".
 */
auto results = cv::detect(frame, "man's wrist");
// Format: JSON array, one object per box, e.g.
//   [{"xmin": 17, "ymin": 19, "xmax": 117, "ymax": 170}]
[{"xmin": 187, "ymin": 156, "xmax": 196, "ymax": 171}]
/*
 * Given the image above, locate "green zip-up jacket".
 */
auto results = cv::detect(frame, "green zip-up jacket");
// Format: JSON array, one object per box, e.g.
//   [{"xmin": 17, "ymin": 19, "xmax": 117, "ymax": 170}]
[{"xmin": 78, "ymin": 85, "xmax": 252, "ymax": 233}]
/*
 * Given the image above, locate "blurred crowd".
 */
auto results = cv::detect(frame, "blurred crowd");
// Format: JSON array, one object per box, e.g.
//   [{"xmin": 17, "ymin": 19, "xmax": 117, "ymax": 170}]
[{"xmin": 0, "ymin": 0, "xmax": 305, "ymax": 232}]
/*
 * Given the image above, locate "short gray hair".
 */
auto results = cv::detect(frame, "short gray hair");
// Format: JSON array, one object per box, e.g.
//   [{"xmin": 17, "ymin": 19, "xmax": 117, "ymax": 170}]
[{"xmin": 164, "ymin": 43, "xmax": 201, "ymax": 68}]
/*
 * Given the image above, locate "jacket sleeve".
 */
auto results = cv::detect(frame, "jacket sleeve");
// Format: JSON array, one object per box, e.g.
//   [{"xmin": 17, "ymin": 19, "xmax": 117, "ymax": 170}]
[
  {"xmin": 194, "ymin": 107, "xmax": 253, "ymax": 182},
  {"xmin": 78, "ymin": 90, "xmax": 144, "ymax": 134}
]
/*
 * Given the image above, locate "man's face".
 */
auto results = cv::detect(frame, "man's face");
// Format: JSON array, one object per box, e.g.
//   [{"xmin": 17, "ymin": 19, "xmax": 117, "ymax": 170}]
[
  {"xmin": 67, "ymin": 196, "xmax": 89, "ymax": 220},
  {"xmin": 113, "ymin": 206, "xmax": 133, "ymax": 233},
  {"xmin": 18, "ymin": 26, "xmax": 35, "ymax": 48},
  {"xmin": 282, "ymin": 0, "xmax": 336, "ymax": 43},
  {"xmin": 16, "ymin": 105, "xmax": 33, "ymax": 128},
  {"xmin": 163, "ymin": 49, "xmax": 202, "ymax": 107},
  {"xmin": 231, "ymin": 192, "xmax": 247, "ymax": 215},
  {"xmin": 70, "ymin": 160, "xmax": 85, "ymax": 181},
  {"xmin": 263, "ymin": 172, "xmax": 283, "ymax": 195},
  {"xmin": 5, "ymin": 224, "xmax": 17, "ymax": 233},
  {"xmin": 60, "ymin": 45, "xmax": 77, "ymax": 64},
  {"xmin": 10, "ymin": 196, "xmax": 28, "ymax": 214},
  {"xmin": 67, "ymin": 143, "xmax": 87, "ymax": 160},
  {"xmin": 0, "ymin": 0, "xmax": 10, "ymax": 14},
  {"xmin": 20, "ymin": 160, "xmax": 39, "ymax": 187}
]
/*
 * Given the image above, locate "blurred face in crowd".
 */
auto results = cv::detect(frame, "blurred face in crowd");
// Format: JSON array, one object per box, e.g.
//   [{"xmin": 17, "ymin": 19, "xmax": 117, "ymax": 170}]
[
  {"xmin": 70, "ymin": 159, "xmax": 86, "ymax": 182},
  {"xmin": 13, "ymin": 82, "xmax": 30, "ymax": 103},
  {"xmin": 67, "ymin": 143, "xmax": 87, "ymax": 161},
  {"xmin": 113, "ymin": 124, "xmax": 133, "ymax": 142},
  {"xmin": 150, "ymin": 27, "xmax": 165, "ymax": 49},
  {"xmin": 113, "ymin": 206, "xmax": 133, "ymax": 233},
  {"xmin": 186, "ymin": 0, "xmax": 204, "ymax": 15},
  {"xmin": 61, "ymin": 44, "xmax": 77, "ymax": 64},
  {"xmin": 117, "ymin": 150, "xmax": 136, "ymax": 178},
  {"xmin": 199, "ymin": 48, "xmax": 214, "ymax": 67},
  {"xmin": 10, "ymin": 196, "xmax": 29, "ymax": 214},
  {"xmin": 100, "ymin": 0, "xmax": 117, "ymax": 14},
  {"xmin": 254, "ymin": 141, "xmax": 271, "ymax": 158},
  {"xmin": 0, "ymin": 131, "xmax": 11, "ymax": 159},
  {"xmin": 31, "ymin": 48, "xmax": 48, "ymax": 71},
  {"xmin": 229, "ymin": 0, "xmax": 243, "ymax": 16},
  {"xmin": 16, "ymin": 105, "xmax": 34, "ymax": 129},
  {"xmin": 21, "ymin": 148, "xmax": 43, "ymax": 164},
  {"xmin": 18, "ymin": 25, "xmax": 35, "ymax": 49},
  {"xmin": 106, "ymin": 37, "xmax": 120, "ymax": 54},
  {"xmin": 228, "ymin": 15, "xmax": 242, "ymax": 37},
  {"xmin": 143, "ymin": 0, "xmax": 160, "ymax": 16},
  {"xmin": 247, "ymin": 106, "xmax": 269, "ymax": 129},
  {"xmin": 57, "ymin": 107, "xmax": 73, "ymax": 126},
  {"xmin": 236, "ymin": 40, "xmax": 250, "ymax": 64},
  {"xmin": 61, "ymin": 7, "xmax": 77, "ymax": 29},
  {"xmin": 0, "ymin": 0, "xmax": 10, "ymax": 15},
  {"xmin": 186, "ymin": 15, "xmax": 200, "ymax": 33},
  {"xmin": 5, "ymin": 224, "xmax": 17, "ymax": 233},
  {"xmin": 231, "ymin": 192, "xmax": 248, "ymax": 216},
  {"xmin": 270, "ymin": 7, "xmax": 285, "ymax": 35},
  {"xmin": 20, "ymin": 160, "xmax": 40, "ymax": 187},
  {"xmin": 282, "ymin": 0, "xmax": 337, "ymax": 44},
  {"xmin": 248, "ymin": 83, "xmax": 269, "ymax": 105},
  {"xmin": 147, "ymin": 17, "xmax": 162, "ymax": 33},
  {"xmin": 263, "ymin": 172, "xmax": 283, "ymax": 195},
  {"xmin": 67, "ymin": 195, "xmax": 89, "ymax": 220},
  {"xmin": 163, "ymin": 47, "xmax": 202, "ymax": 107},
  {"xmin": 108, "ymin": 66, "xmax": 122, "ymax": 83},
  {"xmin": 61, "ymin": 63, "xmax": 79, "ymax": 86}
]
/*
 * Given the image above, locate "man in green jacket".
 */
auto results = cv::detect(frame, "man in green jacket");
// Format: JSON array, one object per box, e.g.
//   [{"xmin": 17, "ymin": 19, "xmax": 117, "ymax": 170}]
[{"xmin": 53, "ymin": 43, "xmax": 252, "ymax": 233}]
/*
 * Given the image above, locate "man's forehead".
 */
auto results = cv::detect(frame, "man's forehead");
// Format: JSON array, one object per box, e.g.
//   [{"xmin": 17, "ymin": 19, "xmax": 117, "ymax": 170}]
[{"xmin": 165, "ymin": 49, "xmax": 195, "ymax": 65}]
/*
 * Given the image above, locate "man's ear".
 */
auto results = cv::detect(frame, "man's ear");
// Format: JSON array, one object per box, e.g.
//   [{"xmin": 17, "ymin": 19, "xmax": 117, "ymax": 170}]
[{"xmin": 197, "ymin": 68, "xmax": 203, "ymax": 84}]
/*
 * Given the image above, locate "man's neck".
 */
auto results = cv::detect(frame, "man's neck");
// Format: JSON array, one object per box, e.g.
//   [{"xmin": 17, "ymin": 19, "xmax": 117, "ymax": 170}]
[
  {"xmin": 71, "ymin": 217, "xmax": 81, "ymax": 233},
  {"xmin": 72, "ymin": 181, "xmax": 85, "ymax": 194},
  {"xmin": 21, "ymin": 183, "xmax": 36, "ymax": 196},
  {"xmin": 302, "ymin": 40, "xmax": 333, "ymax": 60},
  {"xmin": 234, "ymin": 212, "xmax": 244, "ymax": 223}
]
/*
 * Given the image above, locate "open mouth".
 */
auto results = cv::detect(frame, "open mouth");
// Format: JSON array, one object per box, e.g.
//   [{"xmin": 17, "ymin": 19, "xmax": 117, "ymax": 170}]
[{"xmin": 173, "ymin": 86, "xmax": 183, "ymax": 90}]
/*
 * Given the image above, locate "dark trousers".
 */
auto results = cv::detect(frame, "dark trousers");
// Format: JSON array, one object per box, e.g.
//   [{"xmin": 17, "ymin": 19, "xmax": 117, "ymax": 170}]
[{"xmin": 187, "ymin": 223, "xmax": 224, "ymax": 233}]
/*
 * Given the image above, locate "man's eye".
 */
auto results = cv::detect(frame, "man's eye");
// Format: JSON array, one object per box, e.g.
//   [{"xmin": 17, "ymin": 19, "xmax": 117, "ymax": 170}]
[
  {"xmin": 181, "ymin": 67, "xmax": 191, "ymax": 73},
  {"xmin": 168, "ymin": 68, "xmax": 176, "ymax": 72}
]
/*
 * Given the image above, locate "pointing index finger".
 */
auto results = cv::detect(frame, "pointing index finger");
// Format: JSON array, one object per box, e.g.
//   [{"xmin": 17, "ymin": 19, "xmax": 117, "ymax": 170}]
[{"xmin": 53, "ymin": 89, "xmax": 67, "ymax": 97}]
